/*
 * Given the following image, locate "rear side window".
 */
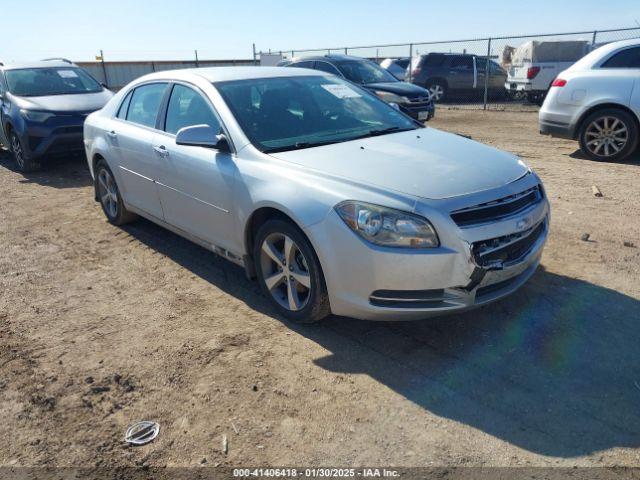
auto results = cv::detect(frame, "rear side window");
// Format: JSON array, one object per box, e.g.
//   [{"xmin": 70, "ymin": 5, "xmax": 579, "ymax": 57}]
[
  {"xmin": 450, "ymin": 56, "xmax": 474, "ymax": 70},
  {"xmin": 116, "ymin": 91, "xmax": 132, "ymax": 119},
  {"xmin": 164, "ymin": 84, "xmax": 221, "ymax": 135},
  {"xmin": 126, "ymin": 83, "xmax": 167, "ymax": 128},
  {"xmin": 423, "ymin": 54, "xmax": 446, "ymax": 67},
  {"xmin": 601, "ymin": 47, "xmax": 640, "ymax": 68}
]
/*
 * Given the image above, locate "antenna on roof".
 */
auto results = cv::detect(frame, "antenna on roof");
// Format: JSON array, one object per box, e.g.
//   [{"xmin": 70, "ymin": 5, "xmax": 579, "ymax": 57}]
[{"xmin": 40, "ymin": 57, "xmax": 73, "ymax": 64}]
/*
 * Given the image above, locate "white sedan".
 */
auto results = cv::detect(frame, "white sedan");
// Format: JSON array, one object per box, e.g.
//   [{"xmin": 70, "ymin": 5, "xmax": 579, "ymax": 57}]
[
  {"xmin": 539, "ymin": 39, "xmax": 640, "ymax": 162},
  {"xmin": 84, "ymin": 67, "xmax": 549, "ymax": 323}
]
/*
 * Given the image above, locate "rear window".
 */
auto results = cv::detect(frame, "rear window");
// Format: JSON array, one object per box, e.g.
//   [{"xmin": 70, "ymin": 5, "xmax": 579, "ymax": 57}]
[{"xmin": 6, "ymin": 67, "xmax": 102, "ymax": 96}]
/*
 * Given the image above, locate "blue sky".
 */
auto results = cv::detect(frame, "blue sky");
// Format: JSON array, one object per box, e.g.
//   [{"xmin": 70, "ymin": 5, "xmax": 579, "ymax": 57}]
[{"xmin": 2, "ymin": 0, "xmax": 638, "ymax": 62}]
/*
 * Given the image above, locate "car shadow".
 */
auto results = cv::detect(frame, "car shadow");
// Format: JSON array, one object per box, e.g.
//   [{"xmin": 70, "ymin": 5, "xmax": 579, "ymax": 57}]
[
  {"xmin": 568, "ymin": 148, "xmax": 640, "ymax": 166},
  {"xmin": 121, "ymin": 217, "xmax": 640, "ymax": 458},
  {"xmin": 0, "ymin": 149, "xmax": 92, "ymax": 189}
]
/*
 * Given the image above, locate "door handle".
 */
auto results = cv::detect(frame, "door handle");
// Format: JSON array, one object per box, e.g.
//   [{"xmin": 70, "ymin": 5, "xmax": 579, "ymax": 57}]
[
  {"xmin": 107, "ymin": 130, "xmax": 117, "ymax": 138},
  {"xmin": 153, "ymin": 145, "xmax": 170, "ymax": 157}
]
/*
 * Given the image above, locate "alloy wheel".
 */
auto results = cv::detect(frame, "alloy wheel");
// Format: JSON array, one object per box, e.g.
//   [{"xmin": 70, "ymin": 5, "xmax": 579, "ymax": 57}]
[
  {"xmin": 11, "ymin": 134, "xmax": 24, "ymax": 170},
  {"xmin": 429, "ymin": 84, "xmax": 444, "ymax": 102},
  {"xmin": 97, "ymin": 168, "xmax": 119, "ymax": 219},
  {"xmin": 584, "ymin": 116, "xmax": 629, "ymax": 157},
  {"xmin": 259, "ymin": 232, "xmax": 312, "ymax": 312}
]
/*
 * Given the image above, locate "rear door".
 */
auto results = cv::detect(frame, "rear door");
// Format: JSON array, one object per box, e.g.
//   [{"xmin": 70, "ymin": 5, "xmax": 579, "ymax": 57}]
[
  {"xmin": 152, "ymin": 83, "xmax": 237, "ymax": 251},
  {"xmin": 110, "ymin": 82, "xmax": 168, "ymax": 220},
  {"xmin": 446, "ymin": 55, "xmax": 475, "ymax": 91}
]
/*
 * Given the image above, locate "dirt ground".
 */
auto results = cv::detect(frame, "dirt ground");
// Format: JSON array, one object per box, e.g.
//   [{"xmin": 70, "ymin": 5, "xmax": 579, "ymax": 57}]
[{"xmin": 1, "ymin": 110, "xmax": 639, "ymax": 470}]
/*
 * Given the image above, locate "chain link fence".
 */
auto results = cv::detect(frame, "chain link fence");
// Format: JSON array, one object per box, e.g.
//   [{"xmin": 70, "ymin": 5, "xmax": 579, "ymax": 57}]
[{"xmin": 257, "ymin": 27, "xmax": 640, "ymax": 111}]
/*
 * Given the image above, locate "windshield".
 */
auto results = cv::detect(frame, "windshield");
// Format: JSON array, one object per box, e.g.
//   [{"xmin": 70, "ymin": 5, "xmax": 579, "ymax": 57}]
[
  {"xmin": 337, "ymin": 61, "xmax": 399, "ymax": 84},
  {"xmin": 6, "ymin": 67, "xmax": 102, "ymax": 96},
  {"xmin": 215, "ymin": 76, "xmax": 418, "ymax": 153}
]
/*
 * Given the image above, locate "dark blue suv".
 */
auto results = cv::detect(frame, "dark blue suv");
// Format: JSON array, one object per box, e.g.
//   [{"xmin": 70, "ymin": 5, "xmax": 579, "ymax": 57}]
[
  {"xmin": 286, "ymin": 55, "xmax": 434, "ymax": 122},
  {"xmin": 0, "ymin": 60, "xmax": 113, "ymax": 172}
]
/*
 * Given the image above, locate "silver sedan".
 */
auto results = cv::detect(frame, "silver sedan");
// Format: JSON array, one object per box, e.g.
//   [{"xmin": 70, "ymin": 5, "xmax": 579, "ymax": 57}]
[{"xmin": 84, "ymin": 67, "xmax": 549, "ymax": 323}]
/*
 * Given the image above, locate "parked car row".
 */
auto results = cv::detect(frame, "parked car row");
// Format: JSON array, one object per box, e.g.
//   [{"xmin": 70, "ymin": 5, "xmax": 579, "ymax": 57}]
[{"xmin": 2, "ymin": 39, "xmax": 637, "ymax": 322}]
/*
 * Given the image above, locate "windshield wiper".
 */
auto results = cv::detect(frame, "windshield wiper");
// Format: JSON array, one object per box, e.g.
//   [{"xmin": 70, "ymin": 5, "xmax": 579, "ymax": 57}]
[
  {"xmin": 263, "ymin": 140, "xmax": 341, "ymax": 153},
  {"xmin": 349, "ymin": 126, "xmax": 414, "ymax": 140}
]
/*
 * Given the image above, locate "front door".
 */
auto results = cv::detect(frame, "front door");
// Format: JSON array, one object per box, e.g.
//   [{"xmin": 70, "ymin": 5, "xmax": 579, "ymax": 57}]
[{"xmin": 152, "ymin": 83, "xmax": 237, "ymax": 251}]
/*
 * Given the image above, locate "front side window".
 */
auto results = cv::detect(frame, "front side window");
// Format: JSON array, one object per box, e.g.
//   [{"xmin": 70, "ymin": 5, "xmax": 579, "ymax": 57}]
[
  {"xmin": 5, "ymin": 67, "xmax": 102, "ymax": 97},
  {"xmin": 216, "ymin": 75, "xmax": 418, "ymax": 153},
  {"xmin": 126, "ymin": 83, "xmax": 167, "ymax": 128},
  {"xmin": 164, "ymin": 84, "xmax": 221, "ymax": 135},
  {"xmin": 601, "ymin": 47, "xmax": 640, "ymax": 68},
  {"xmin": 337, "ymin": 60, "xmax": 398, "ymax": 84}
]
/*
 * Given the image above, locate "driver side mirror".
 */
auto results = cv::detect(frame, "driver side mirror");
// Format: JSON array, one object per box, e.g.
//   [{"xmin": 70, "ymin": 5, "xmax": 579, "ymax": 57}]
[{"xmin": 175, "ymin": 125, "xmax": 231, "ymax": 153}]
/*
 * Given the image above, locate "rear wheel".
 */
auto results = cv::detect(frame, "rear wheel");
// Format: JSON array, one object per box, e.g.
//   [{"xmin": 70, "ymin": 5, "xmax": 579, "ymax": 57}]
[
  {"xmin": 254, "ymin": 219, "xmax": 330, "ymax": 324},
  {"xmin": 578, "ymin": 108, "xmax": 638, "ymax": 162},
  {"xmin": 95, "ymin": 160, "xmax": 137, "ymax": 225},
  {"xmin": 427, "ymin": 81, "xmax": 447, "ymax": 102},
  {"xmin": 9, "ymin": 131, "xmax": 39, "ymax": 172}
]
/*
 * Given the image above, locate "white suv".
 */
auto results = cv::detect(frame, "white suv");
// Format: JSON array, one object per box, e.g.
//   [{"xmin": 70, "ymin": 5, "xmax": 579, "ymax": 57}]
[{"xmin": 539, "ymin": 39, "xmax": 640, "ymax": 162}]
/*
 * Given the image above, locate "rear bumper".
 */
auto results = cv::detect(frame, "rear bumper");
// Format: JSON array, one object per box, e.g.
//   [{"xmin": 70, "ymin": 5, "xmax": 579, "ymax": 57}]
[{"xmin": 539, "ymin": 120, "xmax": 574, "ymax": 139}]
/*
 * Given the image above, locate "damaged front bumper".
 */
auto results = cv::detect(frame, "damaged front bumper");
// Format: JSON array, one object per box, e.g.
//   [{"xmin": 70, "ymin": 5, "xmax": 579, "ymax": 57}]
[{"xmin": 305, "ymin": 174, "xmax": 550, "ymax": 321}]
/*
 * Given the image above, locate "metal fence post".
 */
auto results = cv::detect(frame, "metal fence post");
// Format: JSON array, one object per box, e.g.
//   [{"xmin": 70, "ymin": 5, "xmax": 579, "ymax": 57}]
[
  {"xmin": 408, "ymin": 43, "xmax": 413, "ymax": 83},
  {"xmin": 592, "ymin": 30, "xmax": 598, "ymax": 46},
  {"xmin": 345, "ymin": 47, "xmax": 348, "ymax": 55},
  {"xmin": 99, "ymin": 50, "xmax": 109, "ymax": 88},
  {"xmin": 483, "ymin": 38, "xmax": 491, "ymax": 110},
  {"xmin": 252, "ymin": 43, "xmax": 257, "ymax": 65},
  {"xmin": 291, "ymin": 50, "xmax": 295, "ymax": 60},
  {"xmin": 195, "ymin": 50, "xmax": 199, "ymax": 68}
]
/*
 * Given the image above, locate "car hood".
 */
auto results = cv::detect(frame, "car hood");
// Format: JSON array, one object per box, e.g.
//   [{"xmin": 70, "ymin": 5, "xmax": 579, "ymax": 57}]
[
  {"xmin": 12, "ymin": 89, "xmax": 114, "ymax": 113},
  {"xmin": 364, "ymin": 81, "xmax": 430, "ymax": 98},
  {"xmin": 268, "ymin": 128, "xmax": 529, "ymax": 200}
]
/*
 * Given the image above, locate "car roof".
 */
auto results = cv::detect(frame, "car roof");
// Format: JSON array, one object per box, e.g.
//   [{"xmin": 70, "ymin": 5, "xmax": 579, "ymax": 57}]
[
  {"xmin": 0, "ymin": 60, "xmax": 76, "ymax": 71},
  {"xmin": 136, "ymin": 66, "xmax": 332, "ymax": 84},
  {"xmin": 290, "ymin": 54, "xmax": 368, "ymax": 64}
]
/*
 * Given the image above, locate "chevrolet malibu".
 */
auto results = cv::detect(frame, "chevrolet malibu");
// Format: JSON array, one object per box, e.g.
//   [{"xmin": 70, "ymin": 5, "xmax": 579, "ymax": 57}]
[{"xmin": 84, "ymin": 67, "xmax": 549, "ymax": 323}]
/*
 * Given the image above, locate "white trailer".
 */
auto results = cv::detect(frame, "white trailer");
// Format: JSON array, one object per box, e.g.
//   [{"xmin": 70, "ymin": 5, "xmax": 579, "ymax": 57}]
[{"xmin": 505, "ymin": 40, "xmax": 591, "ymax": 104}]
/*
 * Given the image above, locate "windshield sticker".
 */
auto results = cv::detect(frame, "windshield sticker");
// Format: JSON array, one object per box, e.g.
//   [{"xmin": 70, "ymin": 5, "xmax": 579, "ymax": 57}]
[
  {"xmin": 58, "ymin": 70, "xmax": 79, "ymax": 78},
  {"xmin": 321, "ymin": 84, "xmax": 361, "ymax": 99}
]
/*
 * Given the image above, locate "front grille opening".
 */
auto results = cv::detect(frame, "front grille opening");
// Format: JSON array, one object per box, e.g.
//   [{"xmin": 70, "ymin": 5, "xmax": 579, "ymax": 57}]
[
  {"xmin": 451, "ymin": 185, "xmax": 542, "ymax": 227},
  {"xmin": 473, "ymin": 220, "xmax": 546, "ymax": 268},
  {"xmin": 370, "ymin": 289, "xmax": 446, "ymax": 308}
]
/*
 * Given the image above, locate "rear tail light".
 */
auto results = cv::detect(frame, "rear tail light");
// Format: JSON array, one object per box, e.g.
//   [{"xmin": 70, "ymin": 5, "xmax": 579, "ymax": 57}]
[
  {"xmin": 551, "ymin": 78, "xmax": 567, "ymax": 87},
  {"xmin": 411, "ymin": 67, "xmax": 422, "ymax": 77},
  {"xmin": 526, "ymin": 66, "xmax": 541, "ymax": 79}
]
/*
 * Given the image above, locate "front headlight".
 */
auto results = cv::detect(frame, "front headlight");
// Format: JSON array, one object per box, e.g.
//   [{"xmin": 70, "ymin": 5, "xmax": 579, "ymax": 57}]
[
  {"xmin": 335, "ymin": 201, "xmax": 439, "ymax": 248},
  {"xmin": 373, "ymin": 91, "xmax": 410, "ymax": 104},
  {"xmin": 20, "ymin": 109, "xmax": 54, "ymax": 123}
]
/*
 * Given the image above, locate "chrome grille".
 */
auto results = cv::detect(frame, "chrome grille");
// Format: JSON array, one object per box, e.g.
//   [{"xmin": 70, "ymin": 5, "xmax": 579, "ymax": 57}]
[{"xmin": 451, "ymin": 185, "xmax": 542, "ymax": 227}]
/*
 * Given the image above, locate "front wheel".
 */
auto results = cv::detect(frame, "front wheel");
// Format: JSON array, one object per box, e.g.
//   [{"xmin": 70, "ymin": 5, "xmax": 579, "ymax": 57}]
[
  {"xmin": 578, "ymin": 108, "xmax": 638, "ymax": 162},
  {"xmin": 95, "ymin": 160, "xmax": 137, "ymax": 225},
  {"xmin": 254, "ymin": 219, "xmax": 330, "ymax": 324},
  {"xmin": 10, "ymin": 131, "xmax": 39, "ymax": 172}
]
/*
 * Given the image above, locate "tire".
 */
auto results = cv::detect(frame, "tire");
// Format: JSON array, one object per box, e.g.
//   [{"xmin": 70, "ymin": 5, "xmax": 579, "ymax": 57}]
[
  {"xmin": 578, "ymin": 108, "xmax": 639, "ymax": 162},
  {"xmin": 426, "ymin": 80, "xmax": 447, "ymax": 103},
  {"xmin": 9, "ymin": 130, "xmax": 39, "ymax": 172},
  {"xmin": 253, "ymin": 218, "xmax": 331, "ymax": 324},
  {"xmin": 95, "ymin": 160, "xmax": 138, "ymax": 225}
]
